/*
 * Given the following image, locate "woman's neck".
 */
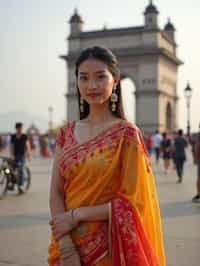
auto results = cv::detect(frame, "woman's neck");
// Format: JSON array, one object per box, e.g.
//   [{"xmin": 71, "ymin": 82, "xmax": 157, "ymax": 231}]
[{"xmin": 86, "ymin": 102, "xmax": 115, "ymax": 124}]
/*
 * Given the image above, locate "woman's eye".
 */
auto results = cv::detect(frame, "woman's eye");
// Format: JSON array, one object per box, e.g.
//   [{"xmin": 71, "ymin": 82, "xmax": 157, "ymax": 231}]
[
  {"xmin": 80, "ymin": 76, "xmax": 87, "ymax": 81},
  {"xmin": 97, "ymin": 75, "xmax": 106, "ymax": 79}
]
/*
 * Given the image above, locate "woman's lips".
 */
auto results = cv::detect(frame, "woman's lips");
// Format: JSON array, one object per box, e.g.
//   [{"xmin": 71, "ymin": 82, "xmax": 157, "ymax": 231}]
[{"xmin": 87, "ymin": 93, "xmax": 100, "ymax": 98}]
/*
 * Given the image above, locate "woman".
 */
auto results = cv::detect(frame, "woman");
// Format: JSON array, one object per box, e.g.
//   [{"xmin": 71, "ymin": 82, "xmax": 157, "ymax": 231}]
[
  {"xmin": 40, "ymin": 134, "xmax": 51, "ymax": 158},
  {"xmin": 161, "ymin": 132, "xmax": 172, "ymax": 175},
  {"xmin": 146, "ymin": 134, "xmax": 153, "ymax": 156},
  {"xmin": 48, "ymin": 46, "xmax": 166, "ymax": 266}
]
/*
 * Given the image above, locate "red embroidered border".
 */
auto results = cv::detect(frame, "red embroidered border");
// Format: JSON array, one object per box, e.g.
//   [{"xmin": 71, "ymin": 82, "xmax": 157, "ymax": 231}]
[
  {"xmin": 112, "ymin": 195, "xmax": 159, "ymax": 266},
  {"xmin": 55, "ymin": 121, "xmax": 152, "ymax": 182},
  {"xmin": 57, "ymin": 121, "xmax": 137, "ymax": 179}
]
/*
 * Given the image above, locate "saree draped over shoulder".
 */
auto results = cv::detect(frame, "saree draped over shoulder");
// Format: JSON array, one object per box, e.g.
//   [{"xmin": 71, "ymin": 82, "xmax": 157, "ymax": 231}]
[{"xmin": 48, "ymin": 121, "xmax": 166, "ymax": 266}]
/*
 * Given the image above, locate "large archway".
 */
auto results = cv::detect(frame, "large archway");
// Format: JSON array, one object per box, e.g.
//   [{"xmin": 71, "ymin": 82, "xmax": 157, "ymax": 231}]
[{"xmin": 62, "ymin": 3, "xmax": 182, "ymax": 133}]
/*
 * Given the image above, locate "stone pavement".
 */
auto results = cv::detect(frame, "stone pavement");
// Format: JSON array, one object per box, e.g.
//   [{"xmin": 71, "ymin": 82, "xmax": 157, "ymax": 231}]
[{"xmin": 0, "ymin": 150, "xmax": 199, "ymax": 266}]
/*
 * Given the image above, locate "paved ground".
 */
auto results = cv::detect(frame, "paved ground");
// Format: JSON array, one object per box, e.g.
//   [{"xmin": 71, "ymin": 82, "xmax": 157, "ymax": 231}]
[{"xmin": 0, "ymin": 149, "xmax": 199, "ymax": 266}]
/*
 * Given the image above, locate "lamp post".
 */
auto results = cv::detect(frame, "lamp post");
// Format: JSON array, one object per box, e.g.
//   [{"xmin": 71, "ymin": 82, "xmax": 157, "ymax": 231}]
[
  {"xmin": 48, "ymin": 105, "xmax": 53, "ymax": 132},
  {"xmin": 184, "ymin": 83, "xmax": 192, "ymax": 136}
]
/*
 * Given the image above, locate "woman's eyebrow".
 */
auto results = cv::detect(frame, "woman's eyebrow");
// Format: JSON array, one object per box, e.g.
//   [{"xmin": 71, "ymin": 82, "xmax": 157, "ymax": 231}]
[
  {"xmin": 79, "ymin": 70, "xmax": 106, "ymax": 75},
  {"xmin": 79, "ymin": 72, "xmax": 88, "ymax": 75},
  {"xmin": 95, "ymin": 70, "xmax": 106, "ymax": 74}
]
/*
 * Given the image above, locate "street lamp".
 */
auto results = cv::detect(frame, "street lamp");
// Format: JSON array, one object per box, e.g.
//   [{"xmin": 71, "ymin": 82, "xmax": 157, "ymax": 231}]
[
  {"xmin": 184, "ymin": 83, "xmax": 192, "ymax": 136},
  {"xmin": 48, "ymin": 105, "xmax": 53, "ymax": 132}
]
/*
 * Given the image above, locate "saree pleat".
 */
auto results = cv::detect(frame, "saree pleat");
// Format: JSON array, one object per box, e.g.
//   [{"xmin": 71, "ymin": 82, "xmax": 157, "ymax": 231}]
[{"xmin": 48, "ymin": 121, "xmax": 166, "ymax": 266}]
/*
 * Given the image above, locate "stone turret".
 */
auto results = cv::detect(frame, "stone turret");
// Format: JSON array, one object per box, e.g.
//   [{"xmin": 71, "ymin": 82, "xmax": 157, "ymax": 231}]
[
  {"xmin": 69, "ymin": 9, "xmax": 84, "ymax": 37},
  {"xmin": 164, "ymin": 18, "xmax": 175, "ymax": 41},
  {"xmin": 144, "ymin": 0, "xmax": 159, "ymax": 29}
]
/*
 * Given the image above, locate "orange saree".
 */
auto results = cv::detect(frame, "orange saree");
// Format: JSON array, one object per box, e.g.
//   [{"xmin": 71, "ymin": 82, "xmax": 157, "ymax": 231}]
[{"xmin": 48, "ymin": 121, "xmax": 166, "ymax": 266}]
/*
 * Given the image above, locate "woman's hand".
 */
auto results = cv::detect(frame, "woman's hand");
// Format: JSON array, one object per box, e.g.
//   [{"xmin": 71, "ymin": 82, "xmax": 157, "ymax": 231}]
[
  {"xmin": 60, "ymin": 254, "xmax": 81, "ymax": 266},
  {"xmin": 59, "ymin": 235, "xmax": 81, "ymax": 266},
  {"xmin": 50, "ymin": 210, "xmax": 79, "ymax": 241}
]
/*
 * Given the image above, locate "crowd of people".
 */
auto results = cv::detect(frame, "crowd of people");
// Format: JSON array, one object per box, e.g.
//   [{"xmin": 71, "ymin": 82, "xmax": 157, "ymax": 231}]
[
  {"xmin": 0, "ymin": 128, "xmax": 56, "ymax": 159},
  {"xmin": 28, "ymin": 133, "xmax": 56, "ymax": 158},
  {"xmin": 145, "ymin": 128, "xmax": 200, "ymax": 202}
]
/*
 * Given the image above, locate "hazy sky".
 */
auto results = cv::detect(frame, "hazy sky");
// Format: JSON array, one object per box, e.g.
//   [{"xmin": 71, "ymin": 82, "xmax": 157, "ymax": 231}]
[{"xmin": 0, "ymin": 0, "xmax": 199, "ymax": 132}]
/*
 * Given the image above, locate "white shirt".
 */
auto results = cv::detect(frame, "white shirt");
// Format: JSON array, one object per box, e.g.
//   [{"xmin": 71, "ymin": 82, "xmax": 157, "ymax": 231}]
[{"xmin": 152, "ymin": 133, "xmax": 162, "ymax": 148}]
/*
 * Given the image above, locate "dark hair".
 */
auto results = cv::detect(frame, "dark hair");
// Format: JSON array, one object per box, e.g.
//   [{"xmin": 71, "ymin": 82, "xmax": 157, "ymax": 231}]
[
  {"xmin": 197, "ymin": 132, "xmax": 200, "ymax": 142},
  {"xmin": 75, "ymin": 46, "xmax": 125, "ymax": 120},
  {"xmin": 162, "ymin": 132, "xmax": 167, "ymax": 138},
  {"xmin": 178, "ymin": 129, "xmax": 183, "ymax": 136},
  {"xmin": 15, "ymin": 122, "xmax": 23, "ymax": 129}
]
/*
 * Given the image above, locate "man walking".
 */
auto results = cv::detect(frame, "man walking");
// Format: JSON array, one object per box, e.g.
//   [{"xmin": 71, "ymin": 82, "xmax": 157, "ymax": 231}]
[
  {"xmin": 10, "ymin": 122, "xmax": 31, "ymax": 194},
  {"xmin": 173, "ymin": 129, "xmax": 187, "ymax": 183}
]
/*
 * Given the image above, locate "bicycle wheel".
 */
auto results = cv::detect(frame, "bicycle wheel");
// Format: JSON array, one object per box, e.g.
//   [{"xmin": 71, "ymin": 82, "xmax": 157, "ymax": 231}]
[
  {"xmin": 0, "ymin": 167, "xmax": 8, "ymax": 199},
  {"xmin": 23, "ymin": 166, "xmax": 31, "ymax": 191}
]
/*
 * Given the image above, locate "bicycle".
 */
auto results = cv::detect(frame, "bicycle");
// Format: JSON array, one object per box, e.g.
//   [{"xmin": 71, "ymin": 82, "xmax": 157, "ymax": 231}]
[{"xmin": 0, "ymin": 156, "xmax": 31, "ymax": 199}]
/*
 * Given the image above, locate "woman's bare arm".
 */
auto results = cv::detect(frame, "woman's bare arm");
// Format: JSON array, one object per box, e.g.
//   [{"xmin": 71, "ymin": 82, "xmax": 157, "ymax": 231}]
[
  {"xmin": 49, "ymin": 146, "xmax": 66, "ymax": 219},
  {"xmin": 74, "ymin": 203, "xmax": 110, "ymax": 224},
  {"xmin": 49, "ymin": 146, "xmax": 81, "ymax": 265}
]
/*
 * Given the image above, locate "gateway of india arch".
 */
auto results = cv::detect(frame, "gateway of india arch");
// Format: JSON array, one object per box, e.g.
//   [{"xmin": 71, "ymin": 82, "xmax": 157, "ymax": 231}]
[{"xmin": 60, "ymin": 1, "xmax": 182, "ymax": 133}]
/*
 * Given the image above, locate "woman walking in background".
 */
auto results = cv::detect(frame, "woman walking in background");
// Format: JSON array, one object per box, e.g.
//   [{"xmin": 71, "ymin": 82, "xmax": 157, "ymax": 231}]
[
  {"xmin": 161, "ymin": 132, "xmax": 172, "ymax": 175},
  {"xmin": 146, "ymin": 133, "xmax": 154, "ymax": 156},
  {"xmin": 48, "ymin": 46, "xmax": 165, "ymax": 266},
  {"xmin": 40, "ymin": 134, "xmax": 51, "ymax": 158}
]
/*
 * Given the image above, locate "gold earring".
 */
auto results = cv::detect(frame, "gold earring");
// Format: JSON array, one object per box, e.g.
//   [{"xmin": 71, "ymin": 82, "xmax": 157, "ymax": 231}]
[
  {"xmin": 110, "ymin": 86, "xmax": 118, "ymax": 112},
  {"xmin": 80, "ymin": 97, "xmax": 84, "ymax": 112}
]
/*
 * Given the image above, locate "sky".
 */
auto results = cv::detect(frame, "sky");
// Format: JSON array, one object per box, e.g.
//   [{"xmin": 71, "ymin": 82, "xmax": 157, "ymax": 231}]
[{"xmin": 0, "ymin": 0, "xmax": 199, "ymax": 132}]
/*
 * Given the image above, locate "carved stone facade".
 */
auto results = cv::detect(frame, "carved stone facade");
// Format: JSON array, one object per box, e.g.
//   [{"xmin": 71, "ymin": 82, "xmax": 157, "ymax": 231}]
[{"xmin": 61, "ymin": 1, "xmax": 182, "ymax": 133}]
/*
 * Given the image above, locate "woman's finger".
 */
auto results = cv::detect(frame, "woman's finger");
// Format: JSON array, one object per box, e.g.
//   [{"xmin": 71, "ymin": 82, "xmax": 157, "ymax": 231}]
[
  {"xmin": 55, "ymin": 232, "xmax": 65, "ymax": 241},
  {"xmin": 54, "ymin": 232, "xmax": 60, "ymax": 241},
  {"xmin": 54, "ymin": 227, "xmax": 65, "ymax": 240},
  {"xmin": 53, "ymin": 228, "xmax": 59, "ymax": 238},
  {"xmin": 49, "ymin": 220, "xmax": 54, "ymax": 226},
  {"xmin": 51, "ymin": 223, "xmax": 56, "ymax": 229},
  {"xmin": 52, "ymin": 224, "xmax": 72, "ymax": 240}
]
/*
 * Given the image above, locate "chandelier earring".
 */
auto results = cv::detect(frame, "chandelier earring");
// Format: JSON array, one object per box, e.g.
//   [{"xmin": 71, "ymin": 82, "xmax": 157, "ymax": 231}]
[
  {"xmin": 110, "ymin": 86, "xmax": 118, "ymax": 112},
  {"xmin": 80, "ymin": 97, "xmax": 84, "ymax": 112}
]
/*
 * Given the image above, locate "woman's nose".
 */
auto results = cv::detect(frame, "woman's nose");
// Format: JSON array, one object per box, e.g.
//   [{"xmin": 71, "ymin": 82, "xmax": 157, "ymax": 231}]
[{"xmin": 87, "ymin": 80, "xmax": 97, "ymax": 90}]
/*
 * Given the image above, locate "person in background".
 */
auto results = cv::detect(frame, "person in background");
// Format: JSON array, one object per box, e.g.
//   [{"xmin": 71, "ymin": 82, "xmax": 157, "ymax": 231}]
[
  {"xmin": 49, "ymin": 133, "xmax": 56, "ymax": 155},
  {"xmin": 192, "ymin": 130, "xmax": 200, "ymax": 202},
  {"xmin": 173, "ymin": 129, "xmax": 187, "ymax": 183},
  {"xmin": 161, "ymin": 132, "xmax": 172, "ymax": 175},
  {"xmin": 189, "ymin": 133, "xmax": 196, "ymax": 164},
  {"xmin": 10, "ymin": 122, "xmax": 31, "ymax": 194},
  {"xmin": 152, "ymin": 129, "xmax": 162, "ymax": 164},
  {"xmin": 28, "ymin": 134, "xmax": 36, "ymax": 151},
  {"xmin": 146, "ymin": 133, "xmax": 153, "ymax": 156},
  {"xmin": 40, "ymin": 134, "xmax": 51, "ymax": 158},
  {"xmin": 0, "ymin": 135, "xmax": 3, "ymax": 152},
  {"xmin": 171, "ymin": 131, "xmax": 178, "ymax": 169},
  {"xmin": 3, "ymin": 134, "xmax": 11, "ymax": 150}
]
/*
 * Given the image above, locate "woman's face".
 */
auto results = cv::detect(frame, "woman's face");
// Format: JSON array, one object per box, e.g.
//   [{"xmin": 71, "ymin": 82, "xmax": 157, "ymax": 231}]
[{"xmin": 77, "ymin": 58, "xmax": 118, "ymax": 105}]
